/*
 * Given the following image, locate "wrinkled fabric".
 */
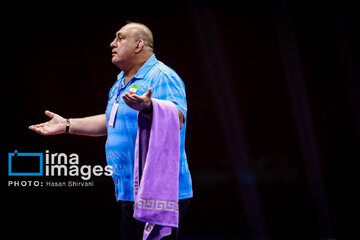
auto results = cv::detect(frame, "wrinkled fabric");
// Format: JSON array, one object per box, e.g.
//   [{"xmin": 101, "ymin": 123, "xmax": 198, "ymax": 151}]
[{"xmin": 134, "ymin": 98, "xmax": 180, "ymax": 240}]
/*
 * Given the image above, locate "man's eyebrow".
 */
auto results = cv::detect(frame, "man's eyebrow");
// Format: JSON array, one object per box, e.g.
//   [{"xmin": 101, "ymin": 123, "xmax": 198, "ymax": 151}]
[{"xmin": 116, "ymin": 32, "xmax": 125, "ymax": 38}]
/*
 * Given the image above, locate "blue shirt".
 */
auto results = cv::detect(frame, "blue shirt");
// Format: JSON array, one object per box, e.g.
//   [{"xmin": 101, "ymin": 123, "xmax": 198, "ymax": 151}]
[{"xmin": 105, "ymin": 54, "xmax": 193, "ymax": 201}]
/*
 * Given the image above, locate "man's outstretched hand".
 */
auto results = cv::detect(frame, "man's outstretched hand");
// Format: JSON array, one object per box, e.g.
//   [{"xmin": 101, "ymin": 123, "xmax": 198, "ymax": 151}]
[
  {"xmin": 29, "ymin": 110, "xmax": 67, "ymax": 136},
  {"xmin": 122, "ymin": 88, "xmax": 152, "ymax": 111},
  {"xmin": 122, "ymin": 87, "xmax": 184, "ymax": 129}
]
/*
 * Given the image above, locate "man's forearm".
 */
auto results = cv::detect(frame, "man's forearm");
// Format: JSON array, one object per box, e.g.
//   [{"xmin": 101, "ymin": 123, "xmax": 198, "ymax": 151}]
[{"xmin": 68, "ymin": 114, "xmax": 107, "ymax": 136}]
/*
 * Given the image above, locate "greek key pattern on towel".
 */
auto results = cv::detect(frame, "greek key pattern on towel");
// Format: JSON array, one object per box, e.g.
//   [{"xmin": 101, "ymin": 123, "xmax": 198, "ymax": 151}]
[{"xmin": 136, "ymin": 198, "xmax": 179, "ymax": 212}]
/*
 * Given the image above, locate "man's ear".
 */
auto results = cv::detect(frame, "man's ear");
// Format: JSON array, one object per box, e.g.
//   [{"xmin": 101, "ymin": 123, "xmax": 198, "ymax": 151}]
[{"xmin": 135, "ymin": 39, "xmax": 144, "ymax": 54}]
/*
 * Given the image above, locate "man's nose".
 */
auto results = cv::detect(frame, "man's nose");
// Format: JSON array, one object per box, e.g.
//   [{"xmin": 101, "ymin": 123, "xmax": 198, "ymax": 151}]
[{"xmin": 110, "ymin": 38, "xmax": 117, "ymax": 48}]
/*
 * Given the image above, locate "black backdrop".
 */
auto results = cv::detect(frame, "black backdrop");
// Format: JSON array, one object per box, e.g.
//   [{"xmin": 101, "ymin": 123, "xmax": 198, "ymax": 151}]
[{"xmin": 2, "ymin": 0, "xmax": 359, "ymax": 239}]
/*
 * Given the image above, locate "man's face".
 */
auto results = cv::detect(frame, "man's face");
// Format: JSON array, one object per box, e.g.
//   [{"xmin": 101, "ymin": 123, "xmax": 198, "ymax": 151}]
[{"xmin": 110, "ymin": 25, "xmax": 138, "ymax": 68}]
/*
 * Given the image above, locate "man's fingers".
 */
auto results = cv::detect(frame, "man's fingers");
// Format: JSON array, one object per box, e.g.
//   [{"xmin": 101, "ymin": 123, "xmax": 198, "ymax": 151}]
[
  {"xmin": 29, "ymin": 123, "xmax": 44, "ymax": 130},
  {"xmin": 45, "ymin": 110, "xmax": 55, "ymax": 118},
  {"xmin": 131, "ymin": 88, "xmax": 152, "ymax": 101},
  {"xmin": 29, "ymin": 125, "xmax": 48, "ymax": 136},
  {"xmin": 122, "ymin": 90, "xmax": 152, "ymax": 111},
  {"xmin": 131, "ymin": 94, "xmax": 143, "ymax": 101},
  {"xmin": 123, "ymin": 93, "xmax": 137, "ymax": 103},
  {"xmin": 145, "ymin": 88, "xmax": 152, "ymax": 98},
  {"xmin": 122, "ymin": 94, "xmax": 134, "ymax": 107}
]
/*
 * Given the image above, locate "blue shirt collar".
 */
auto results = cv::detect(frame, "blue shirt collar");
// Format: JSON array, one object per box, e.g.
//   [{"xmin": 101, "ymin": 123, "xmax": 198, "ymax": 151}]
[
  {"xmin": 117, "ymin": 54, "xmax": 158, "ymax": 82},
  {"xmin": 133, "ymin": 54, "xmax": 158, "ymax": 79}
]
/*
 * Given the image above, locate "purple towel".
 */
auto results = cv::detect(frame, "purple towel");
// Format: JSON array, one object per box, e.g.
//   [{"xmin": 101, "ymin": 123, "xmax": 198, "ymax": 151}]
[{"xmin": 134, "ymin": 98, "xmax": 180, "ymax": 240}]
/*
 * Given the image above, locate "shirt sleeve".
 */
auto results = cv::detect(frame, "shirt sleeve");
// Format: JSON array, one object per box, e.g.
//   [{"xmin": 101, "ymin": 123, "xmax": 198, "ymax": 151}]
[{"xmin": 151, "ymin": 72, "xmax": 187, "ymax": 119}]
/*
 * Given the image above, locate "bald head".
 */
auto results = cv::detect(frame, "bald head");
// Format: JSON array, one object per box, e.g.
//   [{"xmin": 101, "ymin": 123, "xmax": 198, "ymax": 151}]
[
  {"xmin": 123, "ymin": 22, "xmax": 154, "ymax": 50},
  {"xmin": 110, "ymin": 22, "xmax": 154, "ymax": 72}
]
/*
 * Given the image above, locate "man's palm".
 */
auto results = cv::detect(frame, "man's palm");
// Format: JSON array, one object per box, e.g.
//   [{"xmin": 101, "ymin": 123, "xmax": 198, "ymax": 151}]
[
  {"xmin": 122, "ymin": 88, "xmax": 152, "ymax": 111},
  {"xmin": 29, "ymin": 111, "xmax": 66, "ymax": 136}
]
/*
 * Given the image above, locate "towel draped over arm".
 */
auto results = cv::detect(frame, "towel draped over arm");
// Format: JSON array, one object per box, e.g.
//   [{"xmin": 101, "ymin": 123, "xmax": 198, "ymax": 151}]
[{"xmin": 133, "ymin": 98, "xmax": 180, "ymax": 240}]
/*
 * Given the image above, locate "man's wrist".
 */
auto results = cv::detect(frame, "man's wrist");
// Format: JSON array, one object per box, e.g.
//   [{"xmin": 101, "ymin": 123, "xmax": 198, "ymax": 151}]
[
  {"xmin": 141, "ymin": 101, "xmax": 153, "ymax": 115},
  {"xmin": 65, "ymin": 119, "xmax": 70, "ymax": 134}
]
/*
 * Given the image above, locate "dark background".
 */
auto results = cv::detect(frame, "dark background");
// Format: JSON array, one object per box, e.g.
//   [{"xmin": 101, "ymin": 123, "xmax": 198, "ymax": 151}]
[{"xmin": 2, "ymin": 0, "xmax": 359, "ymax": 239}]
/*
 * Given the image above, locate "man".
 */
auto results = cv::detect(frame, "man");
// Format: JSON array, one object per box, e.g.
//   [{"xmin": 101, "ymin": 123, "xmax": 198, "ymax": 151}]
[{"xmin": 29, "ymin": 22, "xmax": 193, "ymax": 239}]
